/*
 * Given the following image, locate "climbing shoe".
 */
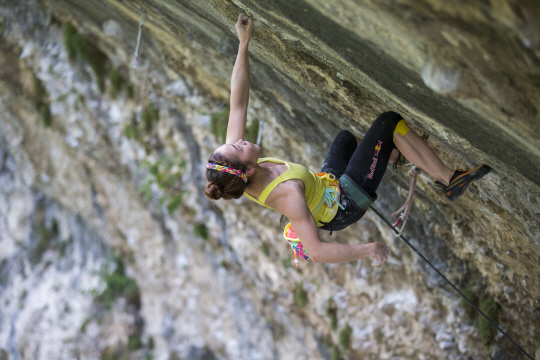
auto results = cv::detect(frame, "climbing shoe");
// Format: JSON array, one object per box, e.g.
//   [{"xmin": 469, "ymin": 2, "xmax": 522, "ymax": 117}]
[{"xmin": 434, "ymin": 164, "xmax": 491, "ymax": 202}]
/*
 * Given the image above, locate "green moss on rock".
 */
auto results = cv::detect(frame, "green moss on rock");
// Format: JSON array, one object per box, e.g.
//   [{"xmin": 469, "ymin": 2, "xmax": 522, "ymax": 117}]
[
  {"xmin": 245, "ymin": 118, "xmax": 259, "ymax": 144},
  {"xmin": 477, "ymin": 296, "xmax": 499, "ymax": 347},
  {"xmin": 194, "ymin": 223, "xmax": 209, "ymax": 240},
  {"xmin": 461, "ymin": 281, "xmax": 479, "ymax": 321},
  {"xmin": 338, "ymin": 324, "xmax": 353, "ymax": 350},
  {"xmin": 63, "ymin": 22, "xmax": 109, "ymax": 92},
  {"xmin": 210, "ymin": 106, "xmax": 229, "ymax": 143},
  {"xmin": 326, "ymin": 297, "xmax": 338, "ymax": 331},
  {"xmin": 95, "ymin": 257, "xmax": 140, "ymax": 310},
  {"xmin": 109, "ymin": 67, "xmax": 124, "ymax": 97},
  {"xmin": 294, "ymin": 282, "xmax": 308, "ymax": 308},
  {"xmin": 331, "ymin": 345, "xmax": 343, "ymax": 360}
]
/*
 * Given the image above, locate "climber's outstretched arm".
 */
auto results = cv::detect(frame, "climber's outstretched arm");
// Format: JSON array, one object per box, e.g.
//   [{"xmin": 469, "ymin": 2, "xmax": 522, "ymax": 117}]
[
  {"xmin": 277, "ymin": 188, "xmax": 389, "ymax": 265},
  {"xmin": 226, "ymin": 14, "xmax": 254, "ymax": 144}
]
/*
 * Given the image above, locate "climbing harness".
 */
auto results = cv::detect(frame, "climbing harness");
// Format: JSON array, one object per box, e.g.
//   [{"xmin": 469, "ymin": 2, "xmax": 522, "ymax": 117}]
[
  {"xmin": 369, "ymin": 205, "xmax": 534, "ymax": 360},
  {"xmin": 133, "ymin": 8, "xmax": 146, "ymax": 68}
]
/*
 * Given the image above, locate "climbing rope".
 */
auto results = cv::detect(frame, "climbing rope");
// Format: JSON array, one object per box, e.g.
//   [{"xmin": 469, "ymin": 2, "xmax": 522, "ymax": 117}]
[{"xmin": 369, "ymin": 205, "xmax": 534, "ymax": 360}]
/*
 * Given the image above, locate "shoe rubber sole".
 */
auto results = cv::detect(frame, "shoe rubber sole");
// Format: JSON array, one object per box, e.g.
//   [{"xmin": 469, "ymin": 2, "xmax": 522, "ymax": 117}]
[{"xmin": 435, "ymin": 164, "xmax": 491, "ymax": 201}]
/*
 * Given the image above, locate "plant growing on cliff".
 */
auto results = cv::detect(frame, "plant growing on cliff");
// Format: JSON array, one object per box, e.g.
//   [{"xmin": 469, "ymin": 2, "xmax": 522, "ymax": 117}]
[
  {"xmin": 477, "ymin": 296, "xmax": 499, "ymax": 347},
  {"xmin": 294, "ymin": 282, "xmax": 308, "ymax": 308},
  {"xmin": 95, "ymin": 256, "xmax": 140, "ymax": 310},
  {"xmin": 139, "ymin": 152, "xmax": 186, "ymax": 214},
  {"xmin": 109, "ymin": 67, "xmax": 125, "ymax": 97},
  {"xmin": 210, "ymin": 105, "xmax": 259, "ymax": 144},
  {"xmin": 326, "ymin": 297, "xmax": 338, "ymax": 331},
  {"xmin": 245, "ymin": 118, "xmax": 259, "ymax": 144},
  {"xmin": 210, "ymin": 105, "xmax": 229, "ymax": 143},
  {"xmin": 33, "ymin": 75, "xmax": 52, "ymax": 127},
  {"xmin": 338, "ymin": 324, "xmax": 353, "ymax": 350},
  {"xmin": 193, "ymin": 223, "xmax": 209, "ymax": 240},
  {"xmin": 63, "ymin": 22, "xmax": 108, "ymax": 92},
  {"xmin": 331, "ymin": 345, "xmax": 343, "ymax": 360},
  {"xmin": 30, "ymin": 218, "xmax": 59, "ymax": 265},
  {"xmin": 124, "ymin": 102, "xmax": 160, "ymax": 143},
  {"xmin": 461, "ymin": 281, "xmax": 479, "ymax": 321}
]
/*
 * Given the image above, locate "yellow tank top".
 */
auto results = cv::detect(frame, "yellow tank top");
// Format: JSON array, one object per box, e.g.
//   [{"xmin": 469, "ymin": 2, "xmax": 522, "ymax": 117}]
[{"xmin": 243, "ymin": 157, "xmax": 340, "ymax": 226}]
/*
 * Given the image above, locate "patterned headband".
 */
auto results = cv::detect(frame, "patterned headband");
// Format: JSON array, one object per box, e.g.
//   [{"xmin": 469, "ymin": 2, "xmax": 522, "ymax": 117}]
[{"xmin": 207, "ymin": 163, "xmax": 248, "ymax": 183}]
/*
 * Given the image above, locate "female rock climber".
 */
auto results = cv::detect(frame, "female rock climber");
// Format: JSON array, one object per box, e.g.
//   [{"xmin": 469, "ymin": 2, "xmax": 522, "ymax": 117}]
[{"xmin": 205, "ymin": 14, "xmax": 491, "ymax": 266}]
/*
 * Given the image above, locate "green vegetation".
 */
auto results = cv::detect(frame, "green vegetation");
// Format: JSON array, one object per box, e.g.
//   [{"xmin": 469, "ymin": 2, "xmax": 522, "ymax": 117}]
[
  {"xmin": 261, "ymin": 243, "xmax": 270, "ymax": 257},
  {"xmin": 139, "ymin": 153, "xmax": 186, "ymax": 214},
  {"xmin": 125, "ymin": 84, "xmax": 134, "ymax": 99},
  {"xmin": 123, "ymin": 102, "xmax": 160, "ymax": 143},
  {"xmin": 74, "ymin": 94, "xmax": 85, "ymax": 110},
  {"xmin": 210, "ymin": 106, "xmax": 230, "ymax": 143},
  {"xmin": 193, "ymin": 223, "xmax": 209, "ymax": 240},
  {"xmin": 141, "ymin": 102, "xmax": 159, "ymax": 133},
  {"xmin": 147, "ymin": 336, "xmax": 155, "ymax": 350},
  {"xmin": 33, "ymin": 75, "xmax": 52, "ymax": 127},
  {"xmin": 281, "ymin": 257, "xmax": 291, "ymax": 269},
  {"xmin": 338, "ymin": 324, "xmax": 353, "ymax": 350},
  {"xmin": 63, "ymin": 22, "xmax": 108, "ymax": 92},
  {"xmin": 108, "ymin": 67, "xmax": 124, "ymax": 97},
  {"xmin": 245, "ymin": 118, "xmax": 259, "ymax": 144},
  {"xmin": 100, "ymin": 335, "xmax": 146, "ymax": 360},
  {"xmin": 326, "ymin": 297, "xmax": 338, "ymax": 331},
  {"xmin": 375, "ymin": 330, "xmax": 384, "ymax": 343},
  {"xmin": 30, "ymin": 218, "xmax": 58, "ymax": 265},
  {"xmin": 40, "ymin": 105, "xmax": 52, "ymax": 127},
  {"xmin": 210, "ymin": 106, "xmax": 260, "ymax": 144},
  {"xmin": 461, "ymin": 281, "xmax": 479, "ymax": 321},
  {"xmin": 294, "ymin": 282, "xmax": 308, "ymax": 308},
  {"xmin": 128, "ymin": 334, "xmax": 142, "ymax": 350},
  {"xmin": 79, "ymin": 317, "xmax": 92, "ymax": 333},
  {"xmin": 477, "ymin": 297, "xmax": 499, "ymax": 347},
  {"xmin": 331, "ymin": 345, "xmax": 343, "ymax": 360},
  {"xmin": 95, "ymin": 256, "xmax": 141, "ymax": 310}
]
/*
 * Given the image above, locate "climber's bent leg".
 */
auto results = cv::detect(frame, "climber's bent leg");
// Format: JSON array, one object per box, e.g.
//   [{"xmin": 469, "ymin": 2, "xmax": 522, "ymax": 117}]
[
  {"xmin": 389, "ymin": 148, "xmax": 400, "ymax": 164},
  {"xmin": 394, "ymin": 130, "xmax": 454, "ymax": 185},
  {"xmin": 320, "ymin": 130, "xmax": 358, "ymax": 177},
  {"xmin": 342, "ymin": 111, "xmax": 403, "ymax": 197}
]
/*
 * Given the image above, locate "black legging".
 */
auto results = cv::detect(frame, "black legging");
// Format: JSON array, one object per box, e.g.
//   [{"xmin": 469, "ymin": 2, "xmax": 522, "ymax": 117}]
[{"xmin": 320, "ymin": 111, "xmax": 403, "ymax": 231}]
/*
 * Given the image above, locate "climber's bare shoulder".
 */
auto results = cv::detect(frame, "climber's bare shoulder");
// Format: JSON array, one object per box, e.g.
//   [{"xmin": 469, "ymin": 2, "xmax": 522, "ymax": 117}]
[{"xmin": 265, "ymin": 179, "xmax": 306, "ymax": 216}]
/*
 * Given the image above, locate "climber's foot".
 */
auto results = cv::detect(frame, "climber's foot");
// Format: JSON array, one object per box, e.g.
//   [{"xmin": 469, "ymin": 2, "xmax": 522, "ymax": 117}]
[{"xmin": 434, "ymin": 164, "xmax": 491, "ymax": 202}]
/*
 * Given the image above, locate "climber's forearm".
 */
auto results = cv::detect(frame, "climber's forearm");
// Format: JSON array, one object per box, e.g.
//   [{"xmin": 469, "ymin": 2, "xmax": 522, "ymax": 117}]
[
  {"xmin": 230, "ymin": 44, "xmax": 250, "ymax": 111},
  {"xmin": 226, "ymin": 43, "xmax": 250, "ymax": 143},
  {"xmin": 310, "ymin": 242, "xmax": 376, "ymax": 263}
]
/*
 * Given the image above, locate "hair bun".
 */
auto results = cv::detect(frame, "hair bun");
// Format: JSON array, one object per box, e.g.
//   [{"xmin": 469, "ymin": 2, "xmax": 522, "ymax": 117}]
[{"xmin": 205, "ymin": 182, "xmax": 224, "ymax": 200}]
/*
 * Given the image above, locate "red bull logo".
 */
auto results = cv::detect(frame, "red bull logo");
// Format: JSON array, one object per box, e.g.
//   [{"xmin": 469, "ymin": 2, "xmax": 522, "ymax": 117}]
[
  {"xmin": 368, "ymin": 140, "xmax": 383, "ymax": 179},
  {"xmin": 374, "ymin": 141, "xmax": 383, "ymax": 156}
]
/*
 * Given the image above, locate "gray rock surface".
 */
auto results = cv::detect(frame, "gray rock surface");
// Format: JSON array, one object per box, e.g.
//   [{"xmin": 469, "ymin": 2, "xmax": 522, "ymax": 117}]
[{"xmin": 0, "ymin": 0, "xmax": 539, "ymax": 359}]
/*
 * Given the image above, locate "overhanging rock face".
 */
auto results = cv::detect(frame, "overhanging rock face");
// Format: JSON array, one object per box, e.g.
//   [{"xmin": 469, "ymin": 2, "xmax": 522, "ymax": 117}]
[{"xmin": 0, "ymin": 0, "xmax": 539, "ymax": 359}]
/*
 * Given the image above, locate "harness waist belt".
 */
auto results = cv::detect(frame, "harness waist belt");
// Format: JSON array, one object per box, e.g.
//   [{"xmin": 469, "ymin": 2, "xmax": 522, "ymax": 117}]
[{"xmin": 339, "ymin": 174, "xmax": 377, "ymax": 210}]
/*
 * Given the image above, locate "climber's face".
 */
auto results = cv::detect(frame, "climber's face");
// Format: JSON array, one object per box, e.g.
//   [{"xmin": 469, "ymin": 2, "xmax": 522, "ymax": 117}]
[{"xmin": 215, "ymin": 139, "xmax": 260, "ymax": 167}]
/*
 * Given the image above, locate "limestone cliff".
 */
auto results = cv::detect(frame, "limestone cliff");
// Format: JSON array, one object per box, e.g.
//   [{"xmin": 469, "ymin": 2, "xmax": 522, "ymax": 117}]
[{"xmin": 0, "ymin": 0, "xmax": 539, "ymax": 359}]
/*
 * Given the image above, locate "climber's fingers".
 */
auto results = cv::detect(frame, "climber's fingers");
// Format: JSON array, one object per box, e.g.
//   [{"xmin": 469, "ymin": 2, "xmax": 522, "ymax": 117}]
[{"xmin": 235, "ymin": 13, "xmax": 253, "ymax": 44}]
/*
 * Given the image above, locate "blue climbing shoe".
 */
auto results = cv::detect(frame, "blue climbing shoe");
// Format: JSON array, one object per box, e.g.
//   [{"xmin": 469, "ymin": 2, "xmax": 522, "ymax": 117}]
[{"xmin": 434, "ymin": 164, "xmax": 491, "ymax": 202}]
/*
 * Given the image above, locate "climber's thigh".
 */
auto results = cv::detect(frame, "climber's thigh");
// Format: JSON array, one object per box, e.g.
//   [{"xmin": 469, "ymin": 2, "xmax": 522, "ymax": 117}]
[
  {"xmin": 320, "ymin": 130, "xmax": 358, "ymax": 177},
  {"xmin": 343, "ymin": 111, "xmax": 402, "ymax": 196}
]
